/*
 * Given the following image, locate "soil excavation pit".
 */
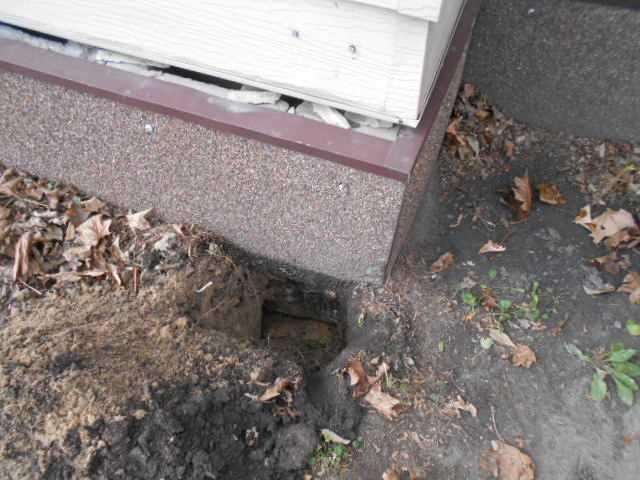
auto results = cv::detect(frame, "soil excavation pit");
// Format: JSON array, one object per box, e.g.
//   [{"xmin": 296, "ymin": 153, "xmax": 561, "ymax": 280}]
[
  {"xmin": 0, "ymin": 253, "xmax": 356, "ymax": 480},
  {"xmin": 262, "ymin": 312, "xmax": 344, "ymax": 374}
]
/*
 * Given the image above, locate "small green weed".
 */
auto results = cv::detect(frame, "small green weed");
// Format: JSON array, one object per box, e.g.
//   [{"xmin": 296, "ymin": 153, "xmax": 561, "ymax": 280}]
[
  {"xmin": 462, "ymin": 291, "xmax": 479, "ymax": 309},
  {"xmin": 627, "ymin": 320, "xmax": 640, "ymax": 336},
  {"xmin": 462, "ymin": 280, "xmax": 554, "ymax": 326},
  {"xmin": 514, "ymin": 281, "xmax": 548, "ymax": 322},
  {"xmin": 567, "ymin": 343, "xmax": 640, "ymax": 406},
  {"xmin": 310, "ymin": 443, "xmax": 350, "ymax": 471},
  {"xmin": 310, "ymin": 435, "xmax": 365, "ymax": 473}
]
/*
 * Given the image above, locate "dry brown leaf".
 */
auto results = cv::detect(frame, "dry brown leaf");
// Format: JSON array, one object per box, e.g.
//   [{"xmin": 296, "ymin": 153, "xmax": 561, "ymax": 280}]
[
  {"xmin": 511, "ymin": 344, "xmax": 537, "ymax": 368},
  {"xmin": 363, "ymin": 383, "xmax": 404, "ymax": 420},
  {"xmin": 65, "ymin": 223, "xmax": 76, "ymax": 242},
  {"xmin": 504, "ymin": 140, "xmax": 516, "ymax": 158},
  {"xmin": 0, "ymin": 206, "xmax": 10, "ymax": 220},
  {"xmin": 480, "ymin": 441, "xmax": 535, "ymax": 480},
  {"xmin": 442, "ymin": 395, "xmax": 478, "ymax": 418},
  {"xmin": 346, "ymin": 358, "xmax": 371, "ymax": 398},
  {"xmin": 0, "ymin": 177, "xmax": 23, "ymax": 198},
  {"xmin": 537, "ymin": 183, "xmax": 567, "ymax": 205},
  {"xmin": 382, "ymin": 469, "xmax": 401, "ymax": 480},
  {"xmin": 77, "ymin": 215, "xmax": 112, "ymax": 247},
  {"xmin": 258, "ymin": 377, "xmax": 292, "ymax": 402},
  {"xmin": 618, "ymin": 272, "xmax": 640, "ymax": 304},
  {"xmin": 575, "ymin": 206, "xmax": 637, "ymax": 244},
  {"xmin": 479, "ymin": 240, "xmax": 506, "ymax": 254},
  {"xmin": 446, "ymin": 117, "xmax": 464, "ymax": 144},
  {"xmin": 12, "ymin": 232, "xmax": 35, "ymax": 281},
  {"xmin": 0, "ymin": 206, "xmax": 12, "ymax": 242},
  {"xmin": 127, "ymin": 208, "xmax": 153, "ymax": 232},
  {"xmin": 43, "ymin": 189, "xmax": 63, "ymax": 209},
  {"xmin": 431, "ymin": 251, "xmax": 455, "ymax": 273},
  {"xmin": 489, "ymin": 329, "xmax": 517, "ymax": 349},
  {"xmin": 592, "ymin": 252, "xmax": 621, "ymax": 275},
  {"xmin": 513, "ymin": 175, "xmax": 533, "ymax": 219},
  {"xmin": 81, "ymin": 197, "xmax": 106, "ymax": 213},
  {"xmin": 592, "ymin": 252, "xmax": 631, "ymax": 275},
  {"xmin": 605, "ymin": 228, "xmax": 640, "ymax": 250},
  {"xmin": 320, "ymin": 429, "xmax": 351, "ymax": 445}
]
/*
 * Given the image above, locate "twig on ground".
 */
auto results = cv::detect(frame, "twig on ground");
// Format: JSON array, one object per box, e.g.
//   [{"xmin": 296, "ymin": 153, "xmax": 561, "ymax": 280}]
[
  {"xmin": 18, "ymin": 280, "xmax": 43, "ymax": 296},
  {"xmin": 490, "ymin": 405, "xmax": 504, "ymax": 442}
]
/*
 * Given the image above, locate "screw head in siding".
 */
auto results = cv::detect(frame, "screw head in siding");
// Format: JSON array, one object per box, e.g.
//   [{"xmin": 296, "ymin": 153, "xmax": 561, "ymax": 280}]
[{"xmin": 291, "ymin": 29, "xmax": 300, "ymax": 38}]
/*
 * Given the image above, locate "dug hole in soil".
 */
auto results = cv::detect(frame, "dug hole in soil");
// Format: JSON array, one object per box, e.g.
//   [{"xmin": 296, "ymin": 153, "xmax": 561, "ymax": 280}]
[{"xmin": 0, "ymin": 167, "xmax": 398, "ymax": 480}]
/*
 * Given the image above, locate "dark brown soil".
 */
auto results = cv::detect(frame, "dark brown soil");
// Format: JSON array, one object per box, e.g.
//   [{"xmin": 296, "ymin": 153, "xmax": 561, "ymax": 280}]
[{"xmin": 0, "ymin": 253, "xmax": 347, "ymax": 480}]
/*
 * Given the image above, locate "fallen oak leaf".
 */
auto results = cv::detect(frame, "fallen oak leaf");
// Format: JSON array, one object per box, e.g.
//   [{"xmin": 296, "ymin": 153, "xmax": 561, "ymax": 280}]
[
  {"xmin": 513, "ymin": 174, "xmax": 533, "ymax": 219},
  {"xmin": 363, "ymin": 383, "xmax": 405, "ymax": 420},
  {"xmin": 606, "ymin": 229, "xmax": 640, "ymax": 249},
  {"xmin": 257, "ymin": 377, "xmax": 293, "ymax": 402},
  {"xmin": 0, "ymin": 177, "xmax": 23, "ymax": 198},
  {"xmin": 442, "ymin": 395, "xmax": 478, "ymax": 418},
  {"xmin": 537, "ymin": 183, "xmax": 567, "ymax": 205},
  {"xmin": 575, "ymin": 206, "xmax": 637, "ymax": 245},
  {"xmin": 12, "ymin": 231, "xmax": 40, "ymax": 281},
  {"xmin": 480, "ymin": 440, "xmax": 535, "ymax": 480},
  {"xmin": 479, "ymin": 240, "xmax": 506, "ymax": 254},
  {"xmin": 126, "ymin": 208, "xmax": 153, "ymax": 232},
  {"xmin": 81, "ymin": 197, "xmax": 106, "ymax": 214},
  {"xmin": 511, "ymin": 344, "xmax": 537, "ymax": 368},
  {"xmin": 76, "ymin": 215, "xmax": 112, "ymax": 247},
  {"xmin": 431, "ymin": 251, "xmax": 455, "ymax": 273},
  {"xmin": 346, "ymin": 358, "xmax": 371, "ymax": 398}
]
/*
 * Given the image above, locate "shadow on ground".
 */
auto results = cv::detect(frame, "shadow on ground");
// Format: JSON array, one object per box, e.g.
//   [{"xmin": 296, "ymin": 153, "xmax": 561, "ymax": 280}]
[{"xmin": 345, "ymin": 123, "xmax": 640, "ymax": 478}]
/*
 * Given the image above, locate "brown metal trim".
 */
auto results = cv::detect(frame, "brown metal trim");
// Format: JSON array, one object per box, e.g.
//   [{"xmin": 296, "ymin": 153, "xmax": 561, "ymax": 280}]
[
  {"xmin": 0, "ymin": 0, "xmax": 479, "ymax": 183},
  {"xmin": 0, "ymin": 40, "xmax": 403, "ymax": 180}
]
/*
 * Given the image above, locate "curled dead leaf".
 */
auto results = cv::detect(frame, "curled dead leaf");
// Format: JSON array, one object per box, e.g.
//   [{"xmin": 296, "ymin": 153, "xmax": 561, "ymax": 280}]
[
  {"xmin": 77, "ymin": 215, "xmax": 112, "ymax": 247},
  {"xmin": 537, "ymin": 183, "xmax": 567, "ymax": 205},
  {"xmin": 592, "ymin": 252, "xmax": 624, "ymax": 276},
  {"xmin": 363, "ymin": 383, "xmax": 405, "ymax": 420},
  {"xmin": 81, "ymin": 197, "xmax": 106, "ymax": 214},
  {"xmin": 480, "ymin": 440, "xmax": 535, "ymax": 480},
  {"xmin": 12, "ymin": 231, "xmax": 36, "ymax": 281},
  {"xmin": 431, "ymin": 251, "xmax": 455, "ymax": 273},
  {"xmin": 127, "ymin": 208, "xmax": 153, "ymax": 232},
  {"xmin": 479, "ymin": 240, "xmax": 506, "ymax": 254},
  {"xmin": 257, "ymin": 377, "xmax": 294, "ymax": 402},
  {"xmin": 346, "ymin": 358, "xmax": 371, "ymax": 398},
  {"xmin": 382, "ymin": 469, "xmax": 401, "ymax": 480},
  {"xmin": 511, "ymin": 344, "xmax": 537, "ymax": 368},
  {"xmin": 0, "ymin": 177, "xmax": 23, "ymax": 198},
  {"xmin": 575, "ymin": 206, "xmax": 637, "ymax": 245},
  {"xmin": 605, "ymin": 228, "xmax": 640, "ymax": 250},
  {"xmin": 513, "ymin": 174, "xmax": 533, "ymax": 219},
  {"xmin": 442, "ymin": 395, "xmax": 478, "ymax": 418}
]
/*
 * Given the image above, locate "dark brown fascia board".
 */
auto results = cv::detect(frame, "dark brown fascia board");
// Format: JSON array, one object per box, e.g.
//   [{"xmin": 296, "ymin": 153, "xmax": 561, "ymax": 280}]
[{"xmin": 0, "ymin": 0, "xmax": 480, "ymax": 183}]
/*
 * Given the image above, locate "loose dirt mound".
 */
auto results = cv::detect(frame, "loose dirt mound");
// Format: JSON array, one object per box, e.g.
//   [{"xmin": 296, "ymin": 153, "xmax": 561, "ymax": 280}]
[{"xmin": 0, "ymin": 256, "xmax": 322, "ymax": 479}]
